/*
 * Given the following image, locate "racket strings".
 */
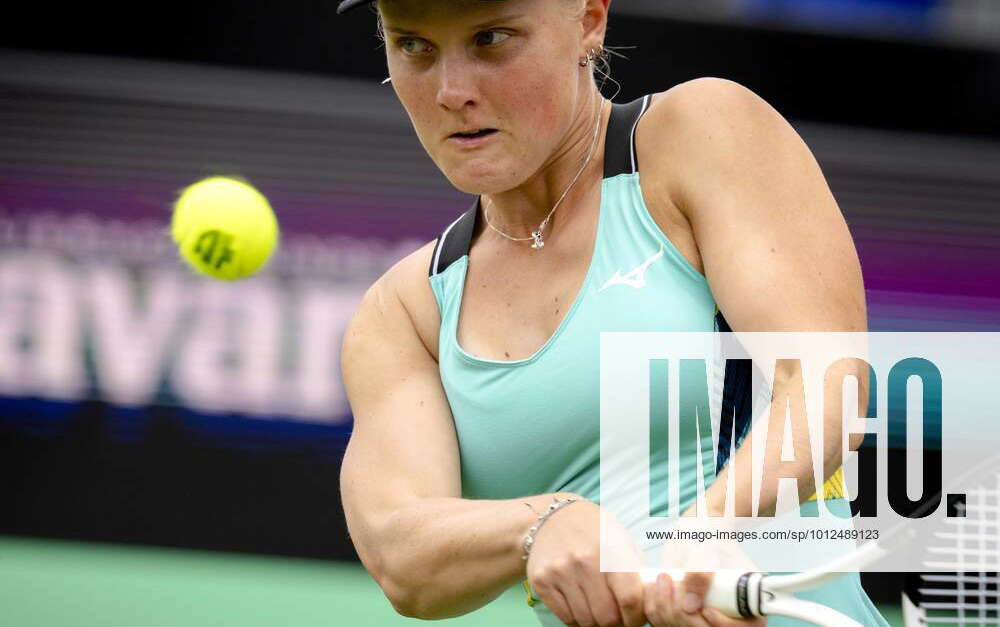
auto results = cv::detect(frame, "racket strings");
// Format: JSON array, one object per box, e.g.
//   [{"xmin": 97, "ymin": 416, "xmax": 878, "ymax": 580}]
[{"xmin": 915, "ymin": 468, "xmax": 1000, "ymax": 625}]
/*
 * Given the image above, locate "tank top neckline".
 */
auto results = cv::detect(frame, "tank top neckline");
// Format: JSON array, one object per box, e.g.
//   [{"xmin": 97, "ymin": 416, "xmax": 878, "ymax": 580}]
[
  {"xmin": 429, "ymin": 95, "xmax": 655, "ymax": 368},
  {"xmin": 451, "ymin": 180, "xmax": 611, "ymax": 368}
]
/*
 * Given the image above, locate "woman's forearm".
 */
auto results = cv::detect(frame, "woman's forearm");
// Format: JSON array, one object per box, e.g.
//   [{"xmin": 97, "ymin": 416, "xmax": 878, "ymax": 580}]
[
  {"xmin": 703, "ymin": 357, "xmax": 869, "ymax": 518},
  {"xmin": 371, "ymin": 491, "xmax": 579, "ymax": 619}
]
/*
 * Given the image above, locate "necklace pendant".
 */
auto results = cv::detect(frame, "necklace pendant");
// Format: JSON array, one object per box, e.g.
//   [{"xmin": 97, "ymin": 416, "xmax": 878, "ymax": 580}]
[{"xmin": 531, "ymin": 230, "xmax": 545, "ymax": 249}]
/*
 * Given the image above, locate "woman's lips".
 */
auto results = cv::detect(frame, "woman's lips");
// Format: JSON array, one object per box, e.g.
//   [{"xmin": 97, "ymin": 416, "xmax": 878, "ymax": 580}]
[{"xmin": 447, "ymin": 129, "xmax": 498, "ymax": 148}]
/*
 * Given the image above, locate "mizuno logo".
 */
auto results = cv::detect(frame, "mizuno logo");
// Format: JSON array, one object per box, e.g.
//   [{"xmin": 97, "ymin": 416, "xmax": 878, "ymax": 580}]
[{"xmin": 599, "ymin": 247, "xmax": 664, "ymax": 292}]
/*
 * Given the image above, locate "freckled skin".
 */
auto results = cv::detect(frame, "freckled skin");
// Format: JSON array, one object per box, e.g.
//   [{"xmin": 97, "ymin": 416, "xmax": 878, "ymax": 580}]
[
  {"xmin": 375, "ymin": 0, "xmax": 610, "ymax": 366},
  {"xmin": 378, "ymin": 0, "xmax": 603, "ymax": 222}
]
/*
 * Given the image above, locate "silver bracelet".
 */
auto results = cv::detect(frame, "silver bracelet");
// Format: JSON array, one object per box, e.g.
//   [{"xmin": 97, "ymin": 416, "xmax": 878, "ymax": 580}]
[{"xmin": 521, "ymin": 496, "xmax": 579, "ymax": 561}]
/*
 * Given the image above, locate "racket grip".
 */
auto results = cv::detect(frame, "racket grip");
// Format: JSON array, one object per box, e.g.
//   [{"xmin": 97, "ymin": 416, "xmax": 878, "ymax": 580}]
[{"xmin": 705, "ymin": 571, "xmax": 765, "ymax": 618}]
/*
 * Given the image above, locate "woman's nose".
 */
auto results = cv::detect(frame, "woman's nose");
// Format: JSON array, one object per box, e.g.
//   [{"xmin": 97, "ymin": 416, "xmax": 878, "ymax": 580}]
[{"xmin": 435, "ymin": 54, "xmax": 478, "ymax": 111}]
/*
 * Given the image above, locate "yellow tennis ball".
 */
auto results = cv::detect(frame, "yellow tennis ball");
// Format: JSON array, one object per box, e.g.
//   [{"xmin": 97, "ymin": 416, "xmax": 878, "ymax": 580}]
[{"xmin": 171, "ymin": 176, "xmax": 279, "ymax": 281}]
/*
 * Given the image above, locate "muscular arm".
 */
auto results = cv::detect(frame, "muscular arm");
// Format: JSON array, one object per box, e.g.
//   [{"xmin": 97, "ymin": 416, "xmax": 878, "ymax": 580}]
[
  {"xmin": 340, "ymin": 245, "xmax": 573, "ymax": 618},
  {"xmin": 648, "ymin": 78, "xmax": 869, "ymax": 515}
]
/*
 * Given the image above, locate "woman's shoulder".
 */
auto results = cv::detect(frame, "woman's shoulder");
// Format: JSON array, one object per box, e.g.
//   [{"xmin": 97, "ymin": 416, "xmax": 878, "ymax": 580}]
[
  {"xmin": 641, "ymin": 77, "xmax": 787, "ymax": 162},
  {"xmin": 637, "ymin": 77, "xmax": 802, "ymax": 211},
  {"xmin": 628, "ymin": 78, "xmax": 798, "ymax": 274},
  {"xmin": 350, "ymin": 238, "xmax": 443, "ymax": 361},
  {"xmin": 643, "ymin": 77, "xmax": 780, "ymax": 136}
]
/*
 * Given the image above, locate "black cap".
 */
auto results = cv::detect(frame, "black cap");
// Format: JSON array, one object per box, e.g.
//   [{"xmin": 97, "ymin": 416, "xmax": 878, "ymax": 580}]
[
  {"xmin": 337, "ymin": 0, "xmax": 506, "ymax": 15},
  {"xmin": 336, "ymin": 0, "xmax": 374, "ymax": 14}
]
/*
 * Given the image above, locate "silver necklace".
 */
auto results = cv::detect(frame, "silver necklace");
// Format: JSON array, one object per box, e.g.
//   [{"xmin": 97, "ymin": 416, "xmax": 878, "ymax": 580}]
[{"xmin": 483, "ymin": 90, "xmax": 604, "ymax": 250}]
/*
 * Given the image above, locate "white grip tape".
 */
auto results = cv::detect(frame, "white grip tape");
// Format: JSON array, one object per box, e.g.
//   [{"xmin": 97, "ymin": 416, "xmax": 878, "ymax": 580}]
[
  {"xmin": 640, "ymin": 570, "xmax": 762, "ymax": 618},
  {"xmin": 706, "ymin": 571, "xmax": 763, "ymax": 618}
]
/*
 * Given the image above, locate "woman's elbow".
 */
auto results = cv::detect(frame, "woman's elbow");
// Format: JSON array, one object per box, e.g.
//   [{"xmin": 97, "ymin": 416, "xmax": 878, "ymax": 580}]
[
  {"xmin": 380, "ymin": 576, "xmax": 424, "ymax": 619},
  {"xmin": 349, "ymin": 532, "xmax": 421, "ymax": 616},
  {"xmin": 380, "ymin": 573, "xmax": 449, "ymax": 620},
  {"xmin": 379, "ymin": 565, "xmax": 469, "ymax": 620},
  {"xmin": 365, "ymin": 547, "xmax": 435, "ymax": 619}
]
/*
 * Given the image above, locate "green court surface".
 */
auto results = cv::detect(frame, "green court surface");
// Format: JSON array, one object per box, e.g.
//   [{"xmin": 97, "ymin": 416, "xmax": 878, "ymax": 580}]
[{"xmin": 0, "ymin": 536, "xmax": 903, "ymax": 626}]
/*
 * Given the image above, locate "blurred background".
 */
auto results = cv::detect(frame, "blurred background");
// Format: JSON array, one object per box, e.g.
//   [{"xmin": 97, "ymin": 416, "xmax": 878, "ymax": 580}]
[{"xmin": 1, "ymin": 1, "xmax": 997, "ymax": 625}]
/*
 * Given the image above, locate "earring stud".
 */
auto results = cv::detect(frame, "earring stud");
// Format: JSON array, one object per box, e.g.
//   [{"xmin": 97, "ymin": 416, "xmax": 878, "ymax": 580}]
[{"xmin": 579, "ymin": 47, "xmax": 602, "ymax": 67}]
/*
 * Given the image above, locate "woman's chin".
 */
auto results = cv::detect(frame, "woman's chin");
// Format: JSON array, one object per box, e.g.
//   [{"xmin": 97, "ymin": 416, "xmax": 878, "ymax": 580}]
[{"xmin": 444, "ymin": 166, "xmax": 522, "ymax": 196}]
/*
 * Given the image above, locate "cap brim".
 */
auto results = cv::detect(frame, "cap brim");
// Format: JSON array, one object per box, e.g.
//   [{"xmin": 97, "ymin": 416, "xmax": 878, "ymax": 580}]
[
  {"xmin": 336, "ymin": 0, "xmax": 374, "ymax": 14},
  {"xmin": 336, "ymin": 0, "xmax": 505, "ymax": 15}
]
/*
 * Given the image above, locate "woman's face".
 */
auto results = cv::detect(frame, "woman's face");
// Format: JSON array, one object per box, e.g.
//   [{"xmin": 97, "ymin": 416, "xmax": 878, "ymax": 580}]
[{"xmin": 378, "ymin": 0, "xmax": 592, "ymax": 195}]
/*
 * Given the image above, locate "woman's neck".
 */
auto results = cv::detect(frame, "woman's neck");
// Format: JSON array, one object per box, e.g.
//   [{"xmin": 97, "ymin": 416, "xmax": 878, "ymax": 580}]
[{"xmin": 482, "ymin": 92, "xmax": 607, "ymax": 237}]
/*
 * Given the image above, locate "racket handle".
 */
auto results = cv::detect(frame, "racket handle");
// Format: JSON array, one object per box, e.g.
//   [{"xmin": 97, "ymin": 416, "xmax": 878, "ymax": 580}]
[
  {"xmin": 707, "ymin": 572, "xmax": 864, "ymax": 626},
  {"xmin": 704, "ymin": 571, "xmax": 765, "ymax": 618},
  {"xmin": 641, "ymin": 570, "xmax": 764, "ymax": 618}
]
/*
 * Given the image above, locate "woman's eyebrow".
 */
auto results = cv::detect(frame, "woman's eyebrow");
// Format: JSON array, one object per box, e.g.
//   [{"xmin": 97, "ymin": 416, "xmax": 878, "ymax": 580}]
[{"xmin": 385, "ymin": 14, "xmax": 526, "ymax": 36}]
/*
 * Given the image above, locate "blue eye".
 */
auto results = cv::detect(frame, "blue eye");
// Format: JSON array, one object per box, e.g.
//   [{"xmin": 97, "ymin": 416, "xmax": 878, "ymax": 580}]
[
  {"xmin": 396, "ymin": 31, "xmax": 509, "ymax": 55},
  {"xmin": 398, "ymin": 37, "xmax": 432, "ymax": 55},
  {"xmin": 476, "ymin": 31, "xmax": 511, "ymax": 46}
]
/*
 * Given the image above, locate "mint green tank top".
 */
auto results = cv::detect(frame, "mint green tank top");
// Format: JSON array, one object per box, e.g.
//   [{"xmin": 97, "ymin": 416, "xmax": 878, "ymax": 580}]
[
  {"xmin": 427, "ymin": 96, "xmax": 887, "ymax": 626},
  {"xmin": 429, "ymin": 96, "xmax": 719, "ymax": 508}
]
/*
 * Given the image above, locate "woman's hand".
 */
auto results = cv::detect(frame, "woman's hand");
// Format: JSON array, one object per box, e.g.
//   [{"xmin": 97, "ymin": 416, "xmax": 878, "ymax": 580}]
[
  {"xmin": 644, "ymin": 521, "xmax": 766, "ymax": 627},
  {"xmin": 643, "ymin": 572, "xmax": 767, "ymax": 627},
  {"xmin": 525, "ymin": 499, "xmax": 648, "ymax": 627}
]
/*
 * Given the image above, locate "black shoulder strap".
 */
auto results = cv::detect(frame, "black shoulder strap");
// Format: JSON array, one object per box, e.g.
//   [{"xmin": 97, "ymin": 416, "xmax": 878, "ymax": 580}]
[
  {"xmin": 603, "ymin": 94, "xmax": 653, "ymax": 179},
  {"xmin": 429, "ymin": 94, "xmax": 654, "ymax": 277},
  {"xmin": 428, "ymin": 197, "xmax": 479, "ymax": 277}
]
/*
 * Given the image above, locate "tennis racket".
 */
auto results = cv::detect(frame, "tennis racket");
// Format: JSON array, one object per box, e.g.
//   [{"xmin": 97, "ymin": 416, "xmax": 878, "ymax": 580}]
[{"xmin": 640, "ymin": 454, "xmax": 1000, "ymax": 626}]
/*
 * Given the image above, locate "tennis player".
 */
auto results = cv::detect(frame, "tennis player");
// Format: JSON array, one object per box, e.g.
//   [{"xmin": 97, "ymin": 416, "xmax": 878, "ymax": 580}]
[{"xmin": 339, "ymin": 1, "xmax": 888, "ymax": 625}]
